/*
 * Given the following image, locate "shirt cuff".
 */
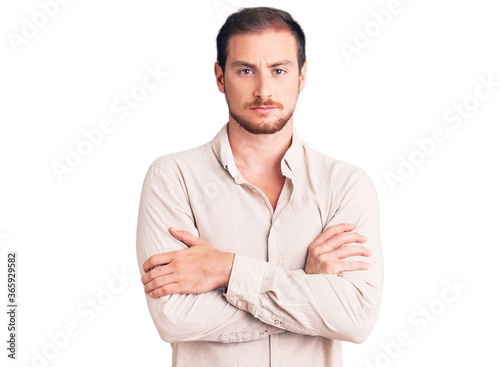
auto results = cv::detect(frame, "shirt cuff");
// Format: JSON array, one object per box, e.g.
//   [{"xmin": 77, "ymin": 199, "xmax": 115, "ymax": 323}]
[{"xmin": 224, "ymin": 253, "xmax": 268, "ymax": 314}]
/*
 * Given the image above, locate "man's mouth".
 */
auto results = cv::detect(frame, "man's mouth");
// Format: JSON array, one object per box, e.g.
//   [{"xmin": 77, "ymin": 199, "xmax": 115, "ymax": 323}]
[{"xmin": 250, "ymin": 106, "xmax": 278, "ymax": 113}]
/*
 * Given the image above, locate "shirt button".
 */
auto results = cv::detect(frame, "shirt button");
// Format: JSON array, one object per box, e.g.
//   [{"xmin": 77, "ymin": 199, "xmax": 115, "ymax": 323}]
[
  {"xmin": 274, "ymin": 320, "xmax": 282, "ymax": 325},
  {"xmin": 236, "ymin": 300, "xmax": 244, "ymax": 308}
]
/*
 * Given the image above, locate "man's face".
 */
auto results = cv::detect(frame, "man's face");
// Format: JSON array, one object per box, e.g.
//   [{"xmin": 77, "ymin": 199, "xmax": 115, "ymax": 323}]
[{"xmin": 215, "ymin": 30, "xmax": 307, "ymax": 134}]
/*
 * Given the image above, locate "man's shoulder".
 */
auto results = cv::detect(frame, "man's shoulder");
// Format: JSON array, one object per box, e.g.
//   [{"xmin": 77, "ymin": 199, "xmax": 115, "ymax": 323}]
[
  {"xmin": 302, "ymin": 143, "xmax": 366, "ymax": 181},
  {"xmin": 143, "ymin": 140, "xmax": 216, "ymax": 183},
  {"xmin": 150, "ymin": 141, "xmax": 213, "ymax": 170},
  {"xmin": 302, "ymin": 144, "xmax": 377, "ymax": 200}
]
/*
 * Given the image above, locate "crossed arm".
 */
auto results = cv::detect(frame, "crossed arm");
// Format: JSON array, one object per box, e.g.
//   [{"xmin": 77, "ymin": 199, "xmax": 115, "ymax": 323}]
[
  {"xmin": 136, "ymin": 162, "xmax": 383, "ymax": 343},
  {"xmin": 142, "ymin": 223, "xmax": 371, "ymax": 296}
]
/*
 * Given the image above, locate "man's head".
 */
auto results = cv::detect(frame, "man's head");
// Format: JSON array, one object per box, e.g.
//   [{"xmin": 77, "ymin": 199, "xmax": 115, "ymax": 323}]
[
  {"xmin": 216, "ymin": 7, "xmax": 306, "ymax": 75},
  {"xmin": 215, "ymin": 7, "xmax": 307, "ymax": 134}
]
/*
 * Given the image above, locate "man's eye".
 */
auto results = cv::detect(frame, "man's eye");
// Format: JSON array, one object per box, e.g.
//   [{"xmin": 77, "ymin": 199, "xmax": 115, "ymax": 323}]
[
  {"xmin": 274, "ymin": 69, "xmax": 286, "ymax": 75},
  {"xmin": 239, "ymin": 69, "xmax": 253, "ymax": 75}
]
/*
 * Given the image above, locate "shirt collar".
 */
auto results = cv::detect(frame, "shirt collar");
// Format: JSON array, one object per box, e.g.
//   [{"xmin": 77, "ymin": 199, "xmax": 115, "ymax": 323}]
[{"xmin": 211, "ymin": 122, "xmax": 303, "ymax": 180}]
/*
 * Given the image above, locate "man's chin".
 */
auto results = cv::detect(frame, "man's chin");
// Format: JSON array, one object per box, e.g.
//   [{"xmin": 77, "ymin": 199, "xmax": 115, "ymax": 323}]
[{"xmin": 230, "ymin": 111, "xmax": 293, "ymax": 135}]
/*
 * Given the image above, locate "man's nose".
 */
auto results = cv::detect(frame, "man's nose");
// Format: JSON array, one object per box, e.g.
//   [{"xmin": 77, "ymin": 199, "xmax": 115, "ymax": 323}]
[{"xmin": 253, "ymin": 72, "xmax": 272, "ymax": 100}]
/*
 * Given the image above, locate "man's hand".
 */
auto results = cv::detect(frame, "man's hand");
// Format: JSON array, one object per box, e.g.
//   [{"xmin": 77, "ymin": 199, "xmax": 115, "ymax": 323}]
[
  {"xmin": 142, "ymin": 227, "xmax": 235, "ymax": 298},
  {"xmin": 305, "ymin": 223, "xmax": 371, "ymax": 275}
]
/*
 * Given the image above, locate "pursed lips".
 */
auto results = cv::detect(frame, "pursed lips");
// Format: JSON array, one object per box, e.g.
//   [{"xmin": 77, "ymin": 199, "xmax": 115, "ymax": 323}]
[{"xmin": 250, "ymin": 106, "xmax": 278, "ymax": 113}]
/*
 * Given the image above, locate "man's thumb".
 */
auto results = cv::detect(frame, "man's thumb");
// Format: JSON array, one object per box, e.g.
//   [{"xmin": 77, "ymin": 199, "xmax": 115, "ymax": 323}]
[{"xmin": 169, "ymin": 227, "xmax": 197, "ymax": 247}]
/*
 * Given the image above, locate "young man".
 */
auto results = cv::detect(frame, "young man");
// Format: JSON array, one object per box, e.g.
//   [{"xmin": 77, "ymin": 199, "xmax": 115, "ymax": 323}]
[{"xmin": 136, "ymin": 7, "xmax": 383, "ymax": 367}]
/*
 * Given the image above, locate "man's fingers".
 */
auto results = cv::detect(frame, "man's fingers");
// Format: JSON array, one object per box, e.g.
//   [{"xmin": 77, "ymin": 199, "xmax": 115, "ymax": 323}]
[
  {"xmin": 340, "ymin": 260, "xmax": 370, "ymax": 272},
  {"xmin": 169, "ymin": 227, "xmax": 200, "ymax": 247},
  {"xmin": 323, "ymin": 232, "xmax": 367, "ymax": 251},
  {"xmin": 144, "ymin": 227, "xmax": 202, "ymax": 275},
  {"xmin": 142, "ymin": 261, "xmax": 174, "ymax": 285},
  {"xmin": 311, "ymin": 232, "xmax": 367, "ymax": 257},
  {"xmin": 143, "ymin": 252, "xmax": 175, "ymax": 273},
  {"xmin": 330, "ymin": 244, "xmax": 371, "ymax": 260},
  {"xmin": 311, "ymin": 223, "xmax": 356, "ymax": 248},
  {"xmin": 148, "ymin": 282, "xmax": 182, "ymax": 298},
  {"xmin": 144, "ymin": 273, "xmax": 177, "ymax": 294},
  {"xmin": 313, "ymin": 254, "xmax": 371, "ymax": 274}
]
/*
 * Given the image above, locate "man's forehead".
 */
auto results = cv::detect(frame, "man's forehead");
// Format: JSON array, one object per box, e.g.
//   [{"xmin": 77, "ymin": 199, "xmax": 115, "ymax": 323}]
[{"xmin": 226, "ymin": 30, "xmax": 298, "ymax": 64}]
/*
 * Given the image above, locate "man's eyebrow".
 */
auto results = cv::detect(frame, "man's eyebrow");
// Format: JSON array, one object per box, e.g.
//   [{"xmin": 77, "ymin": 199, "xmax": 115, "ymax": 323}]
[
  {"xmin": 230, "ymin": 60, "xmax": 294, "ymax": 68},
  {"xmin": 269, "ymin": 60, "xmax": 293, "ymax": 68},
  {"xmin": 230, "ymin": 61, "xmax": 255, "ymax": 68}
]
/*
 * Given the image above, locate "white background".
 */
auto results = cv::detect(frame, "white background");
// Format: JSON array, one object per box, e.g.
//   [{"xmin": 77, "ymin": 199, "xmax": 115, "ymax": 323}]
[{"xmin": 1, "ymin": 0, "xmax": 499, "ymax": 366}]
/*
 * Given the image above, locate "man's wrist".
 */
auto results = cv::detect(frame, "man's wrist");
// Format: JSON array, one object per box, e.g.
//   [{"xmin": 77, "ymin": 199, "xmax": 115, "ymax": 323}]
[{"xmin": 219, "ymin": 252, "xmax": 235, "ymax": 288}]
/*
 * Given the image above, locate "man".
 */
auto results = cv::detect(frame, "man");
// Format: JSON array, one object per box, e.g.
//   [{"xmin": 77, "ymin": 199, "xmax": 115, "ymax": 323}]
[{"xmin": 136, "ymin": 6, "xmax": 383, "ymax": 367}]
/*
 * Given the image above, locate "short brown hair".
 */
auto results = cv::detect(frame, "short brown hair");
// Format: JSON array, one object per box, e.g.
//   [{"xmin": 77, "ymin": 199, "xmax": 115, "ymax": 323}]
[{"xmin": 216, "ymin": 7, "xmax": 306, "ymax": 73}]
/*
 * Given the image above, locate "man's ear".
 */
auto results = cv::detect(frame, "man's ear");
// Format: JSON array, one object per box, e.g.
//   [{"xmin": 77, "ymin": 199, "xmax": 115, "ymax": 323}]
[
  {"xmin": 299, "ymin": 60, "xmax": 307, "ymax": 92},
  {"xmin": 214, "ymin": 62, "xmax": 225, "ymax": 93}
]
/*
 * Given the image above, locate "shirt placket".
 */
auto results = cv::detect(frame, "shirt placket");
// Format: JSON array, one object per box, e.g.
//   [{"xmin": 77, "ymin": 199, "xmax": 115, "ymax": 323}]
[
  {"xmin": 270, "ymin": 177, "xmax": 295, "ymax": 367},
  {"xmin": 237, "ymin": 176, "xmax": 295, "ymax": 367},
  {"xmin": 225, "ymin": 137, "xmax": 298, "ymax": 366}
]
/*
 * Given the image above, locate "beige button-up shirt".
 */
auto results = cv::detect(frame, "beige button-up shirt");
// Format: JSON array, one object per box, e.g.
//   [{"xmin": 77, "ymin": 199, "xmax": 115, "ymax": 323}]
[{"xmin": 136, "ymin": 123, "xmax": 383, "ymax": 367}]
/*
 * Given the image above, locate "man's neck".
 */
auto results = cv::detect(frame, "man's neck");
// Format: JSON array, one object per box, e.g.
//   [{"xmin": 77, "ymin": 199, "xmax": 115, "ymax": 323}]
[{"xmin": 227, "ymin": 118, "xmax": 293, "ymax": 176}]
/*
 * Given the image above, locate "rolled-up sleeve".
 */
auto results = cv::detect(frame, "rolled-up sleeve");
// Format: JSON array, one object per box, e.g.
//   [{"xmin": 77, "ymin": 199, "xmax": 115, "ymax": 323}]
[{"xmin": 136, "ymin": 160, "xmax": 284, "ymax": 343}]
